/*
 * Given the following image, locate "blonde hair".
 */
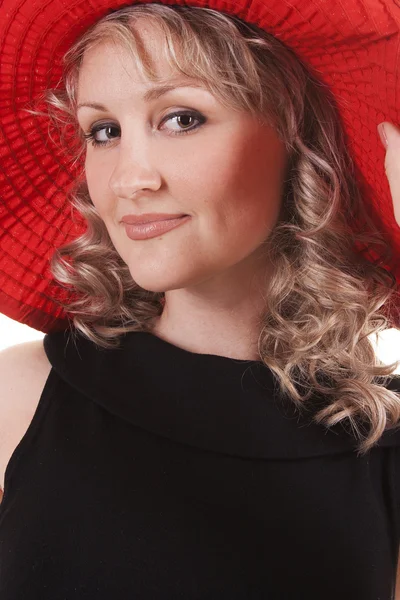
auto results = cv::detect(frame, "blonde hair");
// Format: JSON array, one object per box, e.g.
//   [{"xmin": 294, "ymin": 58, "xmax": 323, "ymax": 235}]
[{"xmin": 31, "ymin": 3, "xmax": 400, "ymax": 455}]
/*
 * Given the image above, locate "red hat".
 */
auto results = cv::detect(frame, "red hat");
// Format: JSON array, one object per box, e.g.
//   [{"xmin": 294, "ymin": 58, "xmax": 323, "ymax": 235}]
[{"xmin": 1, "ymin": 0, "xmax": 400, "ymax": 333}]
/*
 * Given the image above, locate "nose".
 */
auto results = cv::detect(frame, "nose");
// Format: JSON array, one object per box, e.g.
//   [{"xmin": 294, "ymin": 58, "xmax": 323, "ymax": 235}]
[{"xmin": 108, "ymin": 136, "xmax": 162, "ymax": 199}]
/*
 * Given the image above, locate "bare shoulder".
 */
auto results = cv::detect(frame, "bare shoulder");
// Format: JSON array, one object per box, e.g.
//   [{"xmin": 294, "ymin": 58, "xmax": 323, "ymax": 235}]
[{"xmin": 0, "ymin": 339, "xmax": 52, "ymax": 494}]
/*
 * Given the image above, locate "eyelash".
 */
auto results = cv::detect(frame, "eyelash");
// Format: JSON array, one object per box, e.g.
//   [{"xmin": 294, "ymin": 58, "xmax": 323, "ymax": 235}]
[{"xmin": 82, "ymin": 110, "xmax": 206, "ymax": 147}]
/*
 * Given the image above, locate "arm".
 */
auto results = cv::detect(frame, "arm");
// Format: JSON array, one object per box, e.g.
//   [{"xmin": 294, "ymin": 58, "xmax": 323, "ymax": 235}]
[
  {"xmin": 394, "ymin": 547, "xmax": 400, "ymax": 600},
  {"xmin": 0, "ymin": 340, "xmax": 51, "ymax": 496}
]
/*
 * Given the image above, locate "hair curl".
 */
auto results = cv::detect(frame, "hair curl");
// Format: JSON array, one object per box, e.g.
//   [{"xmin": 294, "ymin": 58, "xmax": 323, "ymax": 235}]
[{"xmin": 29, "ymin": 3, "xmax": 400, "ymax": 455}]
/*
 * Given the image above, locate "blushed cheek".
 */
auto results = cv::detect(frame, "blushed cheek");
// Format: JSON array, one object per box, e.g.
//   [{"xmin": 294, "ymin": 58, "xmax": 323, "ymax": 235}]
[
  {"xmin": 212, "ymin": 143, "xmax": 284, "ymax": 230},
  {"xmin": 226, "ymin": 157, "xmax": 285, "ymax": 247},
  {"xmin": 245, "ymin": 144, "xmax": 286, "ymax": 226}
]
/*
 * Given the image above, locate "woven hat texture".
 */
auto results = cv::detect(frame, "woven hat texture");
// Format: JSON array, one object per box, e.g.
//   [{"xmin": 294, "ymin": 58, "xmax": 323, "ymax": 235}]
[{"xmin": 1, "ymin": 0, "xmax": 400, "ymax": 332}]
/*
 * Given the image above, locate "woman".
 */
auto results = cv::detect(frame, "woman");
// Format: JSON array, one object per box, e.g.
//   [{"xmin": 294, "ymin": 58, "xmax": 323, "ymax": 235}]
[{"xmin": 1, "ymin": 0, "xmax": 400, "ymax": 597}]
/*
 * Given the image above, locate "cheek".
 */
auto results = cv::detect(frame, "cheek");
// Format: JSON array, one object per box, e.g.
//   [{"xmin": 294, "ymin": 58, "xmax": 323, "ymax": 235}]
[
  {"xmin": 85, "ymin": 153, "xmax": 114, "ymax": 217},
  {"xmin": 189, "ymin": 131, "xmax": 285, "ymax": 242}
]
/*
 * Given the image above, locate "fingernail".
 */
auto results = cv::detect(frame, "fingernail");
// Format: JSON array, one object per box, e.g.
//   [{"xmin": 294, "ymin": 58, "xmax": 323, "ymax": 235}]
[{"xmin": 378, "ymin": 123, "xmax": 388, "ymax": 149}]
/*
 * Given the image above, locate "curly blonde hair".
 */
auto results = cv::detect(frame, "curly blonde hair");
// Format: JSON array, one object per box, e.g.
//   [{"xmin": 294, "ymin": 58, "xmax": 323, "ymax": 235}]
[{"xmin": 30, "ymin": 3, "xmax": 400, "ymax": 455}]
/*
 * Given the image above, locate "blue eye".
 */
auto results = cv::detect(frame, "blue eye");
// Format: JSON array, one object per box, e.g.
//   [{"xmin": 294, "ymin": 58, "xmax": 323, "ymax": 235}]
[{"xmin": 83, "ymin": 110, "xmax": 206, "ymax": 148}]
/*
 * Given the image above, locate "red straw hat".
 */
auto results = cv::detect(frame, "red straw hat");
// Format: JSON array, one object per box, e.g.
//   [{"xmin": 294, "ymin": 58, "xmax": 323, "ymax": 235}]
[{"xmin": 1, "ymin": 0, "xmax": 400, "ymax": 333}]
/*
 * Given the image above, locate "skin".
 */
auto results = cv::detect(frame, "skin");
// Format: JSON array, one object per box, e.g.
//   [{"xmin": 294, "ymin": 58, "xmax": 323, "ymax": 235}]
[
  {"xmin": 379, "ymin": 121, "xmax": 400, "ymax": 228},
  {"xmin": 76, "ymin": 18, "xmax": 288, "ymax": 361}
]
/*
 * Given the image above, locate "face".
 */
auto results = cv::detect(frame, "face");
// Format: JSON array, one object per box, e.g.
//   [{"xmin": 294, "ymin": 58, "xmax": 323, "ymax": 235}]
[{"xmin": 76, "ymin": 19, "xmax": 288, "ymax": 296}]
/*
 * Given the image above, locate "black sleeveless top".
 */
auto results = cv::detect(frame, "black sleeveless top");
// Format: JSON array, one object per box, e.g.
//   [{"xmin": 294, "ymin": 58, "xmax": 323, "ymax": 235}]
[{"xmin": 1, "ymin": 327, "xmax": 400, "ymax": 599}]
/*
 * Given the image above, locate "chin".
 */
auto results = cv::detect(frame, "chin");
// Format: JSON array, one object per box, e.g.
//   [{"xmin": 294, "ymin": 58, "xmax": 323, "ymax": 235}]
[
  {"xmin": 124, "ymin": 257, "xmax": 214, "ymax": 293},
  {"xmin": 129, "ymin": 270, "xmax": 202, "ymax": 294},
  {"xmin": 127, "ymin": 270, "xmax": 177, "ymax": 294}
]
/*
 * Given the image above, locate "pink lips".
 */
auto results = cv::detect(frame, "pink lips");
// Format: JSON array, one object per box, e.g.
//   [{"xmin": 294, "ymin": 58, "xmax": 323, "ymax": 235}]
[
  {"xmin": 122, "ymin": 215, "xmax": 190, "ymax": 240},
  {"xmin": 121, "ymin": 213, "xmax": 188, "ymax": 224}
]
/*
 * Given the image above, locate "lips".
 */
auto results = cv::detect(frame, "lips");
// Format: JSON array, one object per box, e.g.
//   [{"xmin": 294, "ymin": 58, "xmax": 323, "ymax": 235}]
[
  {"xmin": 122, "ymin": 215, "xmax": 191, "ymax": 240},
  {"xmin": 121, "ymin": 213, "xmax": 188, "ymax": 225}
]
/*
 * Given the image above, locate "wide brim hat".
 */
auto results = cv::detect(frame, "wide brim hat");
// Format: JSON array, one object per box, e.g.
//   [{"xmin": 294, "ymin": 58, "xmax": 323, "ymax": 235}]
[{"xmin": 1, "ymin": 0, "xmax": 400, "ymax": 333}]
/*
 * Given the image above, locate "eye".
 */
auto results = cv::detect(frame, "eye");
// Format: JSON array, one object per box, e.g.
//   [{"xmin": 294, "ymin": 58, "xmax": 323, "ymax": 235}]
[
  {"xmin": 160, "ymin": 110, "xmax": 205, "ymax": 135},
  {"xmin": 83, "ymin": 124, "xmax": 120, "ymax": 147},
  {"xmin": 82, "ymin": 110, "xmax": 206, "ymax": 148}
]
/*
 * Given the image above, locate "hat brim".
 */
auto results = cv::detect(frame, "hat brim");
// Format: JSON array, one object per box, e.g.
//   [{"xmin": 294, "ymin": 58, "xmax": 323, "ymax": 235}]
[{"xmin": 1, "ymin": 0, "xmax": 400, "ymax": 331}]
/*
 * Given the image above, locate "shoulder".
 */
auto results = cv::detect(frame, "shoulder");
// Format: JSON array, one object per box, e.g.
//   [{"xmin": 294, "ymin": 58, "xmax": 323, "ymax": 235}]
[
  {"xmin": 0, "ymin": 338, "xmax": 51, "ymax": 385},
  {"xmin": 0, "ymin": 339, "xmax": 52, "ymax": 491}
]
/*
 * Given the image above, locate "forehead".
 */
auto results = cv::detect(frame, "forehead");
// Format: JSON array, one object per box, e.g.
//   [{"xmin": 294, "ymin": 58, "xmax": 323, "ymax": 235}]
[
  {"xmin": 75, "ymin": 31, "xmax": 210, "ymax": 112},
  {"xmin": 78, "ymin": 18, "xmax": 179, "ymax": 86},
  {"xmin": 76, "ymin": 44, "xmax": 200, "ymax": 109}
]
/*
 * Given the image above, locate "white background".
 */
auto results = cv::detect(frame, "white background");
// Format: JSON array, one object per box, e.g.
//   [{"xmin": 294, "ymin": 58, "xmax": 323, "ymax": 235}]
[
  {"xmin": 0, "ymin": 314, "xmax": 45, "ymax": 349},
  {"xmin": 1, "ymin": 312, "xmax": 400, "ymax": 373}
]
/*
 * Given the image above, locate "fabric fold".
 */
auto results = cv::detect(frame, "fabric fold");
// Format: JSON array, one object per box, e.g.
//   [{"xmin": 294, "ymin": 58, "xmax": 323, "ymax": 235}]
[{"xmin": 43, "ymin": 327, "xmax": 400, "ymax": 459}]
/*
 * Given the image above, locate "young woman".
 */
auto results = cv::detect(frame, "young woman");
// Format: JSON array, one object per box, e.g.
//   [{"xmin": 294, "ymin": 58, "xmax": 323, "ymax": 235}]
[{"xmin": 1, "ymin": 1, "xmax": 400, "ymax": 598}]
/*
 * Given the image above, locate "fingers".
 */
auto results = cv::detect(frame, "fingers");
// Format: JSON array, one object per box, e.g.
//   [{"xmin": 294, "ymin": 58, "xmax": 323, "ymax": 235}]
[{"xmin": 378, "ymin": 122, "xmax": 400, "ymax": 228}]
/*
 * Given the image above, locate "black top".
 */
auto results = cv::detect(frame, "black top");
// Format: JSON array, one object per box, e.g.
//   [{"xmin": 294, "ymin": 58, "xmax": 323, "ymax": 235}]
[{"xmin": 1, "ymin": 327, "xmax": 400, "ymax": 599}]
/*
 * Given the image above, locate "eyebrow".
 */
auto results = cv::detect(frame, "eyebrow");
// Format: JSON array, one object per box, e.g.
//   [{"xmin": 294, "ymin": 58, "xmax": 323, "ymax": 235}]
[{"xmin": 77, "ymin": 82, "xmax": 205, "ymax": 111}]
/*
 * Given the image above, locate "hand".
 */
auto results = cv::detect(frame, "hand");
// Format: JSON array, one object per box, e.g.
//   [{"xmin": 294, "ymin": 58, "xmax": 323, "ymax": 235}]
[{"xmin": 378, "ymin": 121, "xmax": 400, "ymax": 228}]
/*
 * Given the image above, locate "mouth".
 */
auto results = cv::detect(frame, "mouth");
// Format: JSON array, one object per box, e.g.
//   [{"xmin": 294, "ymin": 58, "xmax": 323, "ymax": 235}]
[
  {"xmin": 122, "ymin": 214, "xmax": 190, "ymax": 240},
  {"xmin": 121, "ymin": 213, "xmax": 188, "ymax": 225}
]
